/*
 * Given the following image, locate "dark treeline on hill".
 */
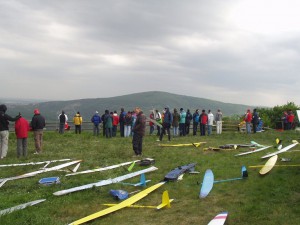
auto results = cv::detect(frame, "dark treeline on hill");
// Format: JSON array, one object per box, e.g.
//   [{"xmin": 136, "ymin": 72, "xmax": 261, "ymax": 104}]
[{"xmin": 2, "ymin": 91, "xmax": 253, "ymax": 122}]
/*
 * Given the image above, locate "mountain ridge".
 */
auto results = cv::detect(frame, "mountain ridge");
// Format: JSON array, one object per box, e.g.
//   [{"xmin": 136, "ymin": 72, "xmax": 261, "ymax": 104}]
[{"xmin": 1, "ymin": 91, "xmax": 254, "ymax": 121}]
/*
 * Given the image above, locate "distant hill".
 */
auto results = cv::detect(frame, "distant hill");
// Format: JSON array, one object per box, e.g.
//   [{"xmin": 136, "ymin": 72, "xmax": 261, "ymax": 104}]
[{"xmin": 1, "ymin": 91, "xmax": 253, "ymax": 122}]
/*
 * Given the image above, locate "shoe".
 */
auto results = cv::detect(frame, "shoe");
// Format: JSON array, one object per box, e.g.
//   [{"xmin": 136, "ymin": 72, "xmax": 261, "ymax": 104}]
[
  {"xmin": 156, "ymin": 139, "xmax": 161, "ymax": 142},
  {"xmin": 34, "ymin": 152, "xmax": 39, "ymax": 155}
]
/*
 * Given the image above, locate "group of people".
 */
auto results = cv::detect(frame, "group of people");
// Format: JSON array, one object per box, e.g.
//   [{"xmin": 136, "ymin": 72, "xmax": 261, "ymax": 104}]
[
  {"xmin": 0, "ymin": 105, "xmax": 46, "ymax": 159},
  {"xmin": 0, "ymin": 105, "xmax": 147, "ymax": 159},
  {"xmin": 281, "ymin": 110, "xmax": 295, "ymax": 130},
  {"xmin": 149, "ymin": 107, "xmax": 223, "ymax": 141}
]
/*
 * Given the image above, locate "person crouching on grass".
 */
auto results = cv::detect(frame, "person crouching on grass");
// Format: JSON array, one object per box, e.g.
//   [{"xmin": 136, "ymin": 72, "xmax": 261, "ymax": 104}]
[{"xmin": 132, "ymin": 107, "xmax": 146, "ymax": 157}]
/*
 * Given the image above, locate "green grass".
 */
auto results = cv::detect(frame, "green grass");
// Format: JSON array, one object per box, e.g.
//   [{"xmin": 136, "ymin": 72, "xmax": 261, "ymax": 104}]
[{"xmin": 0, "ymin": 130, "xmax": 299, "ymax": 225}]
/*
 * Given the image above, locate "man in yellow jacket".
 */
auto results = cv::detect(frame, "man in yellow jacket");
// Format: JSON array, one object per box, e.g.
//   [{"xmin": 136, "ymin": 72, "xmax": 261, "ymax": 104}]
[{"xmin": 73, "ymin": 112, "xmax": 83, "ymax": 134}]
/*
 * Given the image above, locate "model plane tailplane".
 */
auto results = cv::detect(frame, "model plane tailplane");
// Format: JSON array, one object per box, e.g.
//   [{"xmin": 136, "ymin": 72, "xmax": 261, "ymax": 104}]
[{"xmin": 156, "ymin": 190, "xmax": 174, "ymax": 209}]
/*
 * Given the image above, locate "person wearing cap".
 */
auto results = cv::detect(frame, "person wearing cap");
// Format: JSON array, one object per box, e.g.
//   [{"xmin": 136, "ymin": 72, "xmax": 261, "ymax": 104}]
[
  {"xmin": 91, "ymin": 111, "xmax": 102, "ymax": 136},
  {"xmin": 0, "ymin": 104, "xmax": 21, "ymax": 159},
  {"xmin": 31, "ymin": 109, "xmax": 46, "ymax": 154},
  {"xmin": 14, "ymin": 113, "xmax": 30, "ymax": 158}
]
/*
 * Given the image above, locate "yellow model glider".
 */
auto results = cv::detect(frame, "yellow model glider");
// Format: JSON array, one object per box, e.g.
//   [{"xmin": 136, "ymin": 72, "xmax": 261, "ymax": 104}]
[
  {"xmin": 103, "ymin": 190, "xmax": 173, "ymax": 209},
  {"xmin": 68, "ymin": 182, "xmax": 166, "ymax": 225},
  {"xmin": 159, "ymin": 142, "xmax": 206, "ymax": 148}
]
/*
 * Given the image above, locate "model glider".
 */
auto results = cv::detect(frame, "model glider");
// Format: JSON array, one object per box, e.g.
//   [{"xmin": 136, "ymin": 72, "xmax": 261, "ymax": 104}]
[
  {"xmin": 53, "ymin": 166, "xmax": 158, "ymax": 196},
  {"xmin": 219, "ymin": 143, "xmax": 255, "ymax": 149},
  {"xmin": 0, "ymin": 160, "xmax": 82, "ymax": 186},
  {"xmin": 103, "ymin": 190, "xmax": 173, "ymax": 209},
  {"xmin": 207, "ymin": 212, "xmax": 228, "ymax": 225},
  {"xmin": 261, "ymin": 141, "xmax": 298, "ymax": 159},
  {"xmin": 214, "ymin": 166, "xmax": 248, "ymax": 183},
  {"xmin": 159, "ymin": 142, "xmax": 206, "ymax": 147},
  {"xmin": 204, "ymin": 147, "xmax": 236, "ymax": 151},
  {"xmin": 0, "ymin": 199, "xmax": 46, "ymax": 216},
  {"xmin": 65, "ymin": 160, "xmax": 141, "ymax": 177},
  {"xmin": 200, "ymin": 169, "xmax": 214, "ymax": 198},
  {"xmin": 250, "ymin": 164, "xmax": 300, "ymax": 168},
  {"xmin": 259, "ymin": 155, "xmax": 278, "ymax": 175},
  {"xmin": 68, "ymin": 182, "xmax": 165, "ymax": 225},
  {"xmin": 0, "ymin": 159, "xmax": 71, "ymax": 168},
  {"xmin": 164, "ymin": 163, "xmax": 196, "ymax": 181},
  {"xmin": 146, "ymin": 117, "xmax": 163, "ymax": 127},
  {"xmin": 235, "ymin": 145, "xmax": 272, "ymax": 156}
]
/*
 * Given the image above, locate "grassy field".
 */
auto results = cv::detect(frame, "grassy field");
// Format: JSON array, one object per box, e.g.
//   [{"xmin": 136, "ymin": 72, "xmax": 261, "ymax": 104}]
[{"xmin": 0, "ymin": 129, "xmax": 299, "ymax": 225}]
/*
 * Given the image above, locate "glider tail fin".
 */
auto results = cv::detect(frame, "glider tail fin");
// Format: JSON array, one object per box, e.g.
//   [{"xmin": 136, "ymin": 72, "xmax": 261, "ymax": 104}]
[
  {"xmin": 139, "ymin": 173, "xmax": 146, "ymax": 186},
  {"xmin": 128, "ymin": 161, "xmax": 136, "ymax": 172},
  {"xmin": 156, "ymin": 190, "xmax": 174, "ymax": 209}
]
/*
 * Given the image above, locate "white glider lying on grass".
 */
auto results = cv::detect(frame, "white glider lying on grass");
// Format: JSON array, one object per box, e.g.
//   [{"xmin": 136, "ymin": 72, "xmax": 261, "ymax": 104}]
[
  {"xmin": 0, "ymin": 160, "xmax": 82, "ymax": 187},
  {"xmin": 0, "ymin": 199, "xmax": 46, "ymax": 216},
  {"xmin": 53, "ymin": 166, "xmax": 158, "ymax": 196}
]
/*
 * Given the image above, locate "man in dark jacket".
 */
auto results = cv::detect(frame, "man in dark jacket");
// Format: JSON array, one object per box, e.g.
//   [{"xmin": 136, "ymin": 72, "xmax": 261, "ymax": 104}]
[
  {"xmin": 31, "ymin": 109, "xmax": 46, "ymax": 154},
  {"xmin": 158, "ymin": 106, "xmax": 173, "ymax": 141},
  {"xmin": 0, "ymin": 104, "xmax": 20, "ymax": 159},
  {"xmin": 132, "ymin": 107, "xmax": 146, "ymax": 157}
]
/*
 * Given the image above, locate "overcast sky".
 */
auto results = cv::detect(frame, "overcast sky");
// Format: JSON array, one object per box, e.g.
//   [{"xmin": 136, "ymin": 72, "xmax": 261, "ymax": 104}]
[{"xmin": 1, "ymin": 0, "xmax": 300, "ymax": 107}]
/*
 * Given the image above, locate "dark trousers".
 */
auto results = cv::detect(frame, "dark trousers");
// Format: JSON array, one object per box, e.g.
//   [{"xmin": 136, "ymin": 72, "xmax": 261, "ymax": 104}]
[
  {"xmin": 120, "ymin": 122, "xmax": 125, "ymax": 137},
  {"xmin": 75, "ymin": 125, "xmax": 81, "ymax": 134},
  {"xmin": 179, "ymin": 123, "xmax": 186, "ymax": 136},
  {"xmin": 200, "ymin": 124, "xmax": 206, "ymax": 136},
  {"xmin": 132, "ymin": 133, "xmax": 143, "ymax": 155},
  {"xmin": 160, "ymin": 124, "xmax": 171, "ymax": 141},
  {"xmin": 193, "ymin": 122, "xmax": 198, "ymax": 135}
]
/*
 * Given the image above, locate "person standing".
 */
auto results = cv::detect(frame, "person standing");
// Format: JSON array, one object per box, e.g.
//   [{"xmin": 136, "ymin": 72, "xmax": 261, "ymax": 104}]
[
  {"xmin": 15, "ymin": 114, "xmax": 30, "ymax": 158},
  {"xmin": 215, "ymin": 109, "xmax": 223, "ymax": 134},
  {"xmin": 244, "ymin": 109, "xmax": 252, "ymax": 134},
  {"xmin": 73, "ymin": 112, "xmax": 83, "ymax": 134},
  {"xmin": 252, "ymin": 109, "xmax": 259, "ymax": 133},
  {"xmin": 119, "ymin": 108, "xmax": 126, "ymax": 137},
  {"xmin": 132, "ymin": 107, "xmax": 146, "ymax": 157},
  {"xmin": 0, "ymin": 104, "xmax": 20, "ymax": 159},
  {"xmin": 287, "ymin": 110, "xmax": 295, "ymax": 130},
  {"xmin": 112, "ymin": 111, "xmax": 119, "ymax": 137},
  {"xmin": 124, "ymin": 111, "xmax": 133, "ymax": 137},
  {"xmin": 154, "ymin": 109, "xmax": 162, "ymax": 136},
  {"xmin": 192, "ymin": 109, "xmax": 200, "ymax": 135},
  {"xmin": 158, "ymin": 106, "xmax": 173, "ymax": 142},
  {"xmin": 91, "ymin": 111, "xmax": 102, "ymax": 136},
  {"xmin": 200, "ymin": 110, "xmax": 208, "ymax": 136},
  {"xmin": 185, "ymin": 109, "xmax": 193, "ymax": 135},
  {"xmin": 207, "ymin": 110, "xmax": 214, "ymax": 136},
  {"xmin": 172, "ymin": 108, "xmax": 180, "ymax": 137},
  {"xmin": 58, "ymin": 110, "xmax": 68, "ymax": 134},
  {"xmin": 31, "ymin": 109, "xmax": 46, "ymax": 154},
  {"xmin": 103, "ymin": 110, "xmax": 112, "ymax": 138},
  {"xmin": 149, "ymin": 110, "xmax": 155, "ymax": 135},
  {"xmin": 179, "ymin": 108, "xmax": 186, "ymax": 136}
]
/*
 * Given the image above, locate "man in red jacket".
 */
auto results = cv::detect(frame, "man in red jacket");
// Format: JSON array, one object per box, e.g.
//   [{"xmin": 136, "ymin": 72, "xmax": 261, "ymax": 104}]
[{"xmin": 15, "ymin": 114, "xmax": 30, "ymax": 158}]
